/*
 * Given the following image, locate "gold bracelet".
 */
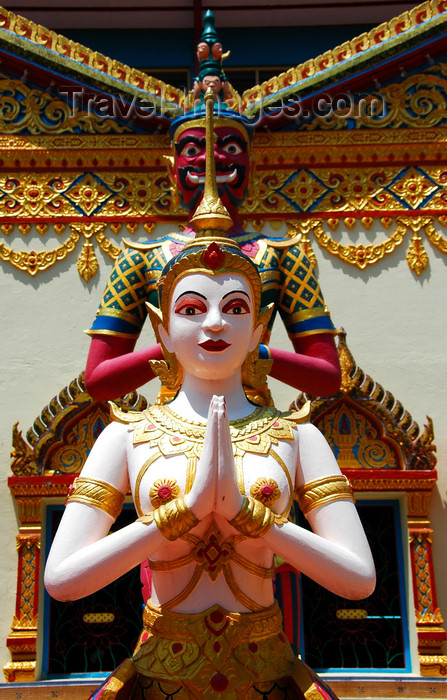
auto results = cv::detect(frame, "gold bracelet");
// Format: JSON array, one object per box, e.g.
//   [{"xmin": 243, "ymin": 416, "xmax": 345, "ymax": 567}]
[
  {"xmin": 66, "ymin": 476, "xmax": 125, "ymax": 520},
  {"xmin": 296, "ymin": 474, "xmax": 354, "ymax": 517},
  {"xmin": 229, "ymin": 496, "xmax": 275, "ymax": 538},
  {"xmin": 143, "ymin": 497, "xmax": 199, "ymax": 541}
]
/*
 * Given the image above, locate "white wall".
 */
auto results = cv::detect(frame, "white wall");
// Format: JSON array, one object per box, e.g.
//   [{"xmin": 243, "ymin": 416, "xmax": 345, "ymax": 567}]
[{"xmin": 1, "ymin": 220, "xmax": 446, "ymax": 676}]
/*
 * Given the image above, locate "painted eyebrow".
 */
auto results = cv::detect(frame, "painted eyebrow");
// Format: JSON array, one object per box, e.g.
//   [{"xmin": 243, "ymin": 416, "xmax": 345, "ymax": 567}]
[
  {"xmin": 175, "ymin": 135, "xmax": 206, "ymax": 154},
  {"xmin": 174, "ymin": 290, "xmax": 207, "ymax": 303},
  {"xmin": 216, "ymin": 134, "xmax": 247, "ymax": 152},
  {"xmin": 222, "ymin": 290, "xmax": 250, "ymax": 300}
]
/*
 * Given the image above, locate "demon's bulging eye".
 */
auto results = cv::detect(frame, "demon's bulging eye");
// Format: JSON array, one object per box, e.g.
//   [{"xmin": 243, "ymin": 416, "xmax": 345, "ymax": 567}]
[
  {"xmin": 222, "ymin": 142, "xmax": 243, "ymax": 156},
  {"xmin": 180, "ymin": 144, "xmax": 202, "ymax": 158}
]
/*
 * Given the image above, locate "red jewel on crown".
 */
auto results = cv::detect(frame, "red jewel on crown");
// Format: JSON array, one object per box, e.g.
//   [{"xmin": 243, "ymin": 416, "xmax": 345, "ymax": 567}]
[{"xmin": 203, "ymin": 242, "xmax": 224, "ymax": 270}]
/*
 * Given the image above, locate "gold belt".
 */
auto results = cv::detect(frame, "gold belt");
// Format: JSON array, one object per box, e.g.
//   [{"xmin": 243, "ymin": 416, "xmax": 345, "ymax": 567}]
[{"xmin": 132, "ymin": 601, "xmax": 296, "ymax": 697}]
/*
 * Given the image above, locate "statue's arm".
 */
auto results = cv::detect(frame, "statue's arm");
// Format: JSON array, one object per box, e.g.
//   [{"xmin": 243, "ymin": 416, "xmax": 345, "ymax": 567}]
[
  {"xmin": 267, "ymin": 243, "xmax": 341, "ymax": 396},
  {"xmin": 44, "ymin": 422, "xmax": 165, "ymax": 601},
  {"xmin": 268, "ymin": 332, "xmax": 341, "ymax": 396},
  {"xmin": 264, "ymin": 423, "xmax": 375, "ymax": 600},
  {"xmin": 84, "ymin": 247, "xmax": 164, "ymax": 401},
  {"xmin": 45, "ymin": 402, "xmax": 222, "ymax": 602},
  {"xmin": 85, "ymin": 335, "xmax": 163, "ymax": 401}
]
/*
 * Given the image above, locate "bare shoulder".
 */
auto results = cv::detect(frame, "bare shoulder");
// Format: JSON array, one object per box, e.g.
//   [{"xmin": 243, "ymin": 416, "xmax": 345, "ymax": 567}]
[
  {"xmin": 79, "ymin": 420, "xmax": 130, "ymax": 491},
  {"xmin": 295, "ymin": 421, "xmax": 327, "ymax": 444},
  {"xmin": 294, "ymin": 422, "xmax": 340, "ymax": 486}
]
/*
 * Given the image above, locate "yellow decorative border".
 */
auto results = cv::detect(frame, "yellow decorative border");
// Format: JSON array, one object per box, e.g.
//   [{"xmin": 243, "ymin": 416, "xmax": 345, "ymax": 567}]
[
  {"xmin": 286, "ymin": 216, "xmax": 447, "ymax": 276},
  {"xmin": 0, "ymin": 223, "xmax": 124, "ymax": 281},
  {"xmin": 0, "ymin": 7, "xmax": 184, "ymax": 108},
  {"xmin": 242, "ymin": 0, "xmax": 447, "ymax": 111},
  {"xmin": 1, "ymin": 216, "xmax": 446, "ymax": 281},
  {"xmin": 0, "ymin": 73, "xmax": 131, "ymax": 135}
]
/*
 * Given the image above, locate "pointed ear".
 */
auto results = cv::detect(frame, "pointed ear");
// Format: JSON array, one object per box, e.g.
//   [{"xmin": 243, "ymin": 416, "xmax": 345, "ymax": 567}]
[
  {"xmin": 146, "ymin": 302, "xmax": 164, "ymax": 343},
  {"xmin": 163, "ymin": 153, "xmax": 175, "ymax": 181},
  {"xmin": 249, "ymin": 323, "xmax": 263, "ymax": 352},
  {"xmin": 158, "ymin": 324, "xmax": 174, "ymax": 353},
  {"xmin": 163, "ymin": 154, "xmax": 175, "ymax": 170}
]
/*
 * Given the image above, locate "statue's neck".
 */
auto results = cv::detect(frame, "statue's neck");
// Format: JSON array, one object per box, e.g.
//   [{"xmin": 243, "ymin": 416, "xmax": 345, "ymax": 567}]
[{"xmin": 168, "ymin": 372, "xmax": 253, "ymax": 422}]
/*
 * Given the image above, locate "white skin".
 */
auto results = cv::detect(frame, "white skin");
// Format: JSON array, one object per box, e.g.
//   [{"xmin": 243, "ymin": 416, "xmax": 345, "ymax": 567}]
[{"xmin": 45, "ymin": 272, "xmax": 375, "ymax": 608}]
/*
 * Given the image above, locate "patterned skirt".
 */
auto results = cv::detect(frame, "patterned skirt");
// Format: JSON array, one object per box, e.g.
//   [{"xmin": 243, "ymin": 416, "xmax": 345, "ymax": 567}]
[{"xmin": 90, "ymin": 601, "xmax": 338, "ymax": 699}]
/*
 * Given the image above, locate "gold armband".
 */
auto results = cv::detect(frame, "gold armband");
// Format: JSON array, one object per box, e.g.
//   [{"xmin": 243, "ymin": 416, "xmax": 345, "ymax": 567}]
[
  {"xmin": 229, "ymin": 496, "xmax": 275, "ymax": 538},
  {"xmin": 66, "ymin": 476, "xmax": 125, "ymax": 520},
  {"xmin": 139, "ymin": 497, "xmax": 199, "ymax": 541},
  {"xmin": 296, "ymin": 474, "xmax": 354, "ymax": 517}
]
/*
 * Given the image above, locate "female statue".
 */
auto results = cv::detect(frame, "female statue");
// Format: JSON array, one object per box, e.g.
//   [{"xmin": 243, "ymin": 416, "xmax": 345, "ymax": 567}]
[{"xmin": 45, "ymin": 93, "xmax": 375, "ymax": 699}]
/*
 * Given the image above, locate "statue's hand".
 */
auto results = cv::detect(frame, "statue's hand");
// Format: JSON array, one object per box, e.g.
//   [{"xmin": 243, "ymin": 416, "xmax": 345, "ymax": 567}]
[
  {"xmin": 215, "ymin": 397, "xmax": 244, "ymax": 521},
  {"xmin": 184, "ymin": 396, "xmax": 219, "ymax": 520}
]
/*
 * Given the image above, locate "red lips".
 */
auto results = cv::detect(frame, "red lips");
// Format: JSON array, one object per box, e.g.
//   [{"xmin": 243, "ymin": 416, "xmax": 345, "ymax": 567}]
[{"xmin": 199, "ymin": 339, "xmax": 230, "ymax": 352}]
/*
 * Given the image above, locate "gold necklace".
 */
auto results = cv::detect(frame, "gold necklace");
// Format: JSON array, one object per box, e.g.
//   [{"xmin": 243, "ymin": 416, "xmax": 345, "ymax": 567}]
[{"xmin": 112, "ymin": 401, "xmax": 299, "ymax": 517}]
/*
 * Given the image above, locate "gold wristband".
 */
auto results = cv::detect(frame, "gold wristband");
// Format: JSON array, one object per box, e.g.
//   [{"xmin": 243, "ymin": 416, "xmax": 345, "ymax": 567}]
[
  {"xmin": 66, "ymin": 476, "xmax": 125, "ymax": 520},
  {"xmin": 296, "ymin": 474, "xmax": 354, "ymax": 517},
  {"xmin": 145, "ymin": 497, "xmax": 199, "ymax": 541},
  {"xmin": 229, "ymin": 496, "xmax": 275, "ymax": 538}
]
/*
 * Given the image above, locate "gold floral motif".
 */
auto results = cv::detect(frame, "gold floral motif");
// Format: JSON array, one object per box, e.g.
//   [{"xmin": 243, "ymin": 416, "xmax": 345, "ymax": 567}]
[
  {"xmin": 311, "ymin": 218, "xmax": 407, "ymax": 269},
  {"xmin": 389, "ymin": 167, "xmax": 440, "ymax": 208},
  {"xmin": 250, "ymin": 477, "xmax": 280, "ymax": 507},
  {"xmin": 98, "ymin": 172, "xmax": 175, "ymax": 217},
  {"xmin": 279, "ymin": 171, "xmax": 328, "ymax": 212},
  {"xmin": 242, "ymin": 169, "xmax": 290, "ymax": 215},
  {"xmin": 63, "ymin": 173, "xmax": 113, "ymax": 215},
  {"xmin": 0, "ymin": 222, "xmax": 125, "ymax": 280},
  {"xmin": 425, "ymin": 219, "xmax": 447, "ymax": 254},
  {"xmin": 77, "ymin": 241, "xmax": 99, "ymax": 282},
  {"xmin": 0, "ymin": 230, "xmax": 80, "ymax": 276},
  {"xmin": 149, "ymin": 478, "xmax": 180, "ymax": 509},
  {"xmin": 0, "ymin": 73, "xmax": 131, "ymax": 135},
  {"xmin": 407, "ymin": 230, "xmax": 429, "ymax": 276},
  {"xmin": 0, "ymin": 172, "xmax": 74, "ymax": 217},
  {"xmin": 244, "ymin": 165, "xmax": 447, "ymax": 215}
]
